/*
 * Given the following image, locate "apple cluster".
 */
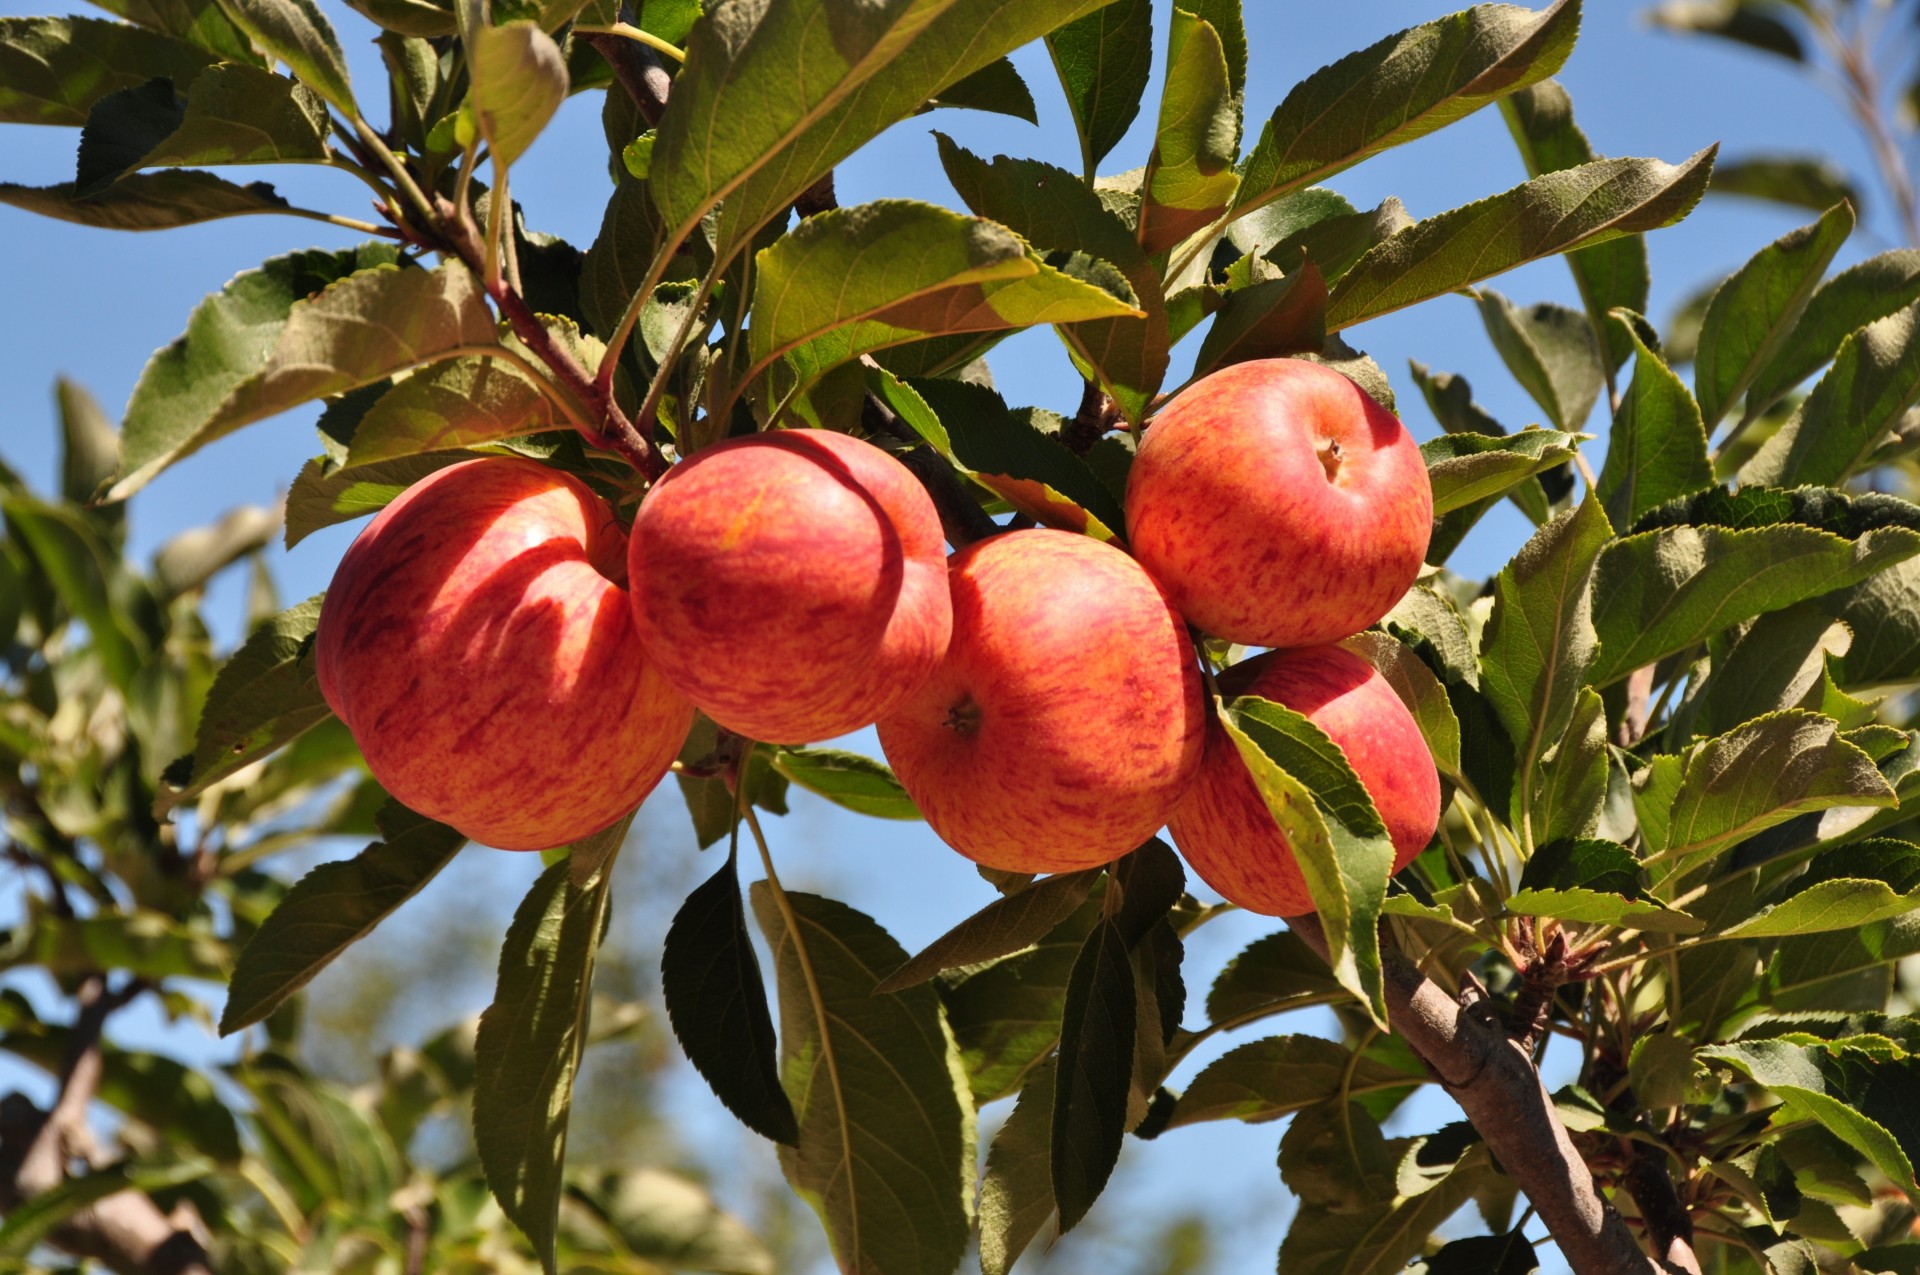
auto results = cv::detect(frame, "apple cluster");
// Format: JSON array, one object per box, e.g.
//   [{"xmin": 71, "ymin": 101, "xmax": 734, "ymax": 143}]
[{"xmin": 313, "ymin": 359, "xmax": 1441, "ymax": 918}]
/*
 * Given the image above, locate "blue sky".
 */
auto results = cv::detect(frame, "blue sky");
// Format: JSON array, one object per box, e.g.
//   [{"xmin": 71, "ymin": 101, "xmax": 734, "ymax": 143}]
[{"xmin": 0, "ymin": 1, "xmax": 1897, "ymax": 1270}]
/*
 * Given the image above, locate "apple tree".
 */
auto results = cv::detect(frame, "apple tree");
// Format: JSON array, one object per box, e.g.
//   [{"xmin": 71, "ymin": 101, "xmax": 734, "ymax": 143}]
[{"xmin": 4, "ymin": 0, "xmax": 1920, "ymax": 1273}]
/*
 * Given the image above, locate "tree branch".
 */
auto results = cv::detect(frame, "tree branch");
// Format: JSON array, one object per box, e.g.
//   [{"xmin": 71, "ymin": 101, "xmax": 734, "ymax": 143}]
[
  {"xmin": 582, "ymin": 31, "xmax": 671, "ymax": 127},
  {"xmin": 1287, "ymin": 916, "xmax": 1677, "ymax": 1275}
]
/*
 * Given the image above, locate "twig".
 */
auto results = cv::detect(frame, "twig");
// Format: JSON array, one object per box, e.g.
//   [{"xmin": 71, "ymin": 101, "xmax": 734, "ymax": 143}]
[
  {"xmin": 1063, "ymin": 379, "xmax": 1118, "ymax": 454},
  {"xmin": 1593, "ymin": 1054, "xmax": 1703, "ymax": 1275},
  {"xmin": 582, "ymin": 30, "xmax": 672, "ymax": 127}
]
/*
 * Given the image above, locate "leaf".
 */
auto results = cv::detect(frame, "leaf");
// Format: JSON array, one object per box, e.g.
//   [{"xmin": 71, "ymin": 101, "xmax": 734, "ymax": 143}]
[
  {"xmin": 284, "ymin": 449, "xmax": 477, "ymax": 547},
  {"xmin": 751, "ymin": 885, "xmax": 974, "ymax": 1275},
  {"xmin": 650, "ymin": 0, "xmax": 1119, "ymax": 260},
  {"xmin": 1137, "ymin": 7, "xmax": 1239, "ymax": 255},
  {"xmin": 1166, "ymin": 1034, "xmax": 1420, "ymax": 1129},
  {"xmin": 771, "ymin": 747, "xmax": 918, "ymax": 821},
  {"xmin": 568, "ymin": 1167, "xmax": 775, "ymax": 1275},
  {"xmin": 1825, "ymin": 556, "xmax": 1920, "ymax": 685},
  {"xmin": 1427, "ymin": 1233, "xmax": 1539, "ymax": 1275},
  {"xmin": 1529, "ymin": 688, "xmax": 1607, "ymax": 845},
  {"xmin": 0, "ymin": 1155, "xmax": 213, "ymax": 1258},
  {"xmin": 1596, "ymin": 310, "xmax": 1713, "ymax": 530},
  {"xmin": 222, "ymin": 0, "xmax": 354, "ymax": 113},
  {"xmin": 0, "ymin": 170, "xmax": 295, "ymax": 229},
  {"xmin": 1648, "ymin": 0, "xmax": 1804, "ymax": 61},
  {"xmin": 1277, "ymin": 1145, "xmax": 1491, "ymax": 1274},
  {"xmin": 76, "ymin": 64, "xmax": 330, "ymax": 194},
  {"xmin": 1476, "ymin": 290, "xmax": 1603, "ymax": 433},
  {"xmin": 1701, "ymin": 1040, "xmax": 1920, "ymax": 1198},
  {"xmin": 1260, "ymin": 197, "xmax": 1414, "ymax": 286},
  {"xmin": 1045, "ymin": 0, "xmax": 1151, "ymax": 176},
  {"xmin": 339, "ymin": 356, "xmax": 557, "ymax": 467},
  {"xmin": 921, "ymin": 55, "xmax": 1035, "ymax": 123},
  {"xmin": 1220, "ymin": 697, "xmax": 1393, "ymax": 1026},
  {"xmin": 1191, "ymin": 260, "xmax": 1327, "ymax": 379},
  {"xmin": 0, "ymin": 15, "xmax": 215, "ymax": 125},
  {"xmin": 1765, "ymin": 913, "xmax": 1920, "ymax": 1011},
  {"xmin": 661, "ymin": 849, "xmax": 797, "ymax": 1145},
  {"xmin": 86, "ymin": 0, "xmax": 257, "ymax": 60},
  {"xmin": 1689, "ymin": 606, "xmax": 1853, "ymax": 739},
  {"xmin": 978, "ymin": 1062, "xmax": 1056, "ymax": 1275},
  {"xmin": 1, "ymin": 494, "xmax": 151, "ymax": 690},
  {"xmin": 467, "ymin": 20, "xmax": 567, "ymax": 168},
  {"xmin": 116, "ymin": 260, "xmax": 496, "ymax": 498},
  {"xmin": 1325, "ymin": 150, "xmax": 1717, "ymax": 333},
  {"xmin": 1651, "ymin": 711, "xmax": 1896, "ymax": 874},
  {"xmin": 1479, "ymin": 496, "xmax": 1611, "ymax": 788},
  {"xmin": 346, "ymin": 0, "xmax": 456, "ymax": 36},
  {"xmin": 1694, "ymin": 203, "xmax": 1853, "ymax": 430},
  {"xmin": 220, "ymin": 802, "xmax": 465, "ymax": 1033},
  {"xmin": 1233, "ymin": 0, "xmax": 1580, "ymax": 218},
  {"xmin": 1339, "ymin": 630, "xmax": 1463, "ymax": 781},
  {"xmin": 1742, "ymin": 302, "xmax": 1920, "ymax": 489},
  {"xmin": 879, "ymin": 869, "xmax": 1099, "ymax": 992},
  {"xmin": 152, "ymin": 502, "xmax": 277, "ymax": 598},
  {"xmin": 1589, "ymin": 488, "xmax": 1920, "ymax": 685},
  {"xmin": 1422, "ymin": 429, "xmax": 1578, "ymax": 518},
  {"xmin": 1506, "ymin": 837, "xmax": 1698, "ymax": 929},
  {"xmin": 745, "ymin": 200, "xmax": 1137, "ymax": 406},
  {"xmin": 933, "ymin": 136, "xmax": 1166, "ymax": 421},
  {"xmin": 475, "ymin": 857, "xmax": 617, "ymax": 1271},
  {"xmin": 1050, "ymin": 916, "xmax": 1134, "ymax": 1234},
  {"xmin": 1719, "ymin": 839, "xmax": 1920, "ymax": 938},
  {"xmin": 1206, "ymin": 930, "xmax": 1346, "ymax": 1026},
  {"xmin": 1748, "ymin": 249, "xmax": 1920, "ymax": 417},
  {"xmin": 1499, "ymin": 77, "xmax": 1649, "ymax": 371}
]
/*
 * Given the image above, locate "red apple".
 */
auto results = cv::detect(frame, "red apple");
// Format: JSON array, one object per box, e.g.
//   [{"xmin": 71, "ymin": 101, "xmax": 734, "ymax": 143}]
[
  {"xmin": 877, "ymin": 529, "xmax": 1206, "ymax": 873},
  {"xmin": 627, "ymin": 429, "xmax": 951, "ymax": 745},
  {"xmin": 1168, "ymin": 645, "xmax": 1440, "ymax": 916},
  {"xmin": 1124, "ymin": 358, "xmax": 1432, "ymax": 648},
  {"xmin": 315, "ymin": 457, "xmax": 693, "ymax": 850}
]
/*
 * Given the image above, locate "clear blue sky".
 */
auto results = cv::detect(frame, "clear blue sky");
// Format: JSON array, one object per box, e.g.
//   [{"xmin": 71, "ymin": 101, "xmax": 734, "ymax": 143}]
[{"xmin": 0, "ymin": 2, "xmax": 1890, "ymax": 1270}]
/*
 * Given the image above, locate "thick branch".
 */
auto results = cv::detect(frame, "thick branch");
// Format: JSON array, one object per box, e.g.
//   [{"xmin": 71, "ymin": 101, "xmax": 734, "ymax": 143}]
[
  {"xmin": 583, "ymin": 32, "xmax": 671, "ymax": 127},
  {"xmin": 1062, "ymin": 379, "xmax": 1118, "ymax": 454},
  {"xmin": 862, "ymin": 391, "xmax": 998, "ymax": 547},
  {"xmin": 1287, "ymin": 917, "xmax": 1673, "ymax": 1275}
]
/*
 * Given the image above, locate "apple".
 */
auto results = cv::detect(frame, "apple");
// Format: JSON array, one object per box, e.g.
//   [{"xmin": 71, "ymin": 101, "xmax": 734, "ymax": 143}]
[
  {"xmin": 627, "ymin": 429, "xmax": 951, "ymax": 745},
  {"xmin": 1168, "ymin": 645, "xmax": 1440, "ymax": 917},
  {"xmin": 1124, "ymin": 358, "xmax": 1432, "ymax": 648},
  {"xmin": 315, "ymin": 457, "xmax": 693, "ymax": 851},
  {"xmin": 876, "ymin": 529, "xmax": 1206, "ymax": 873}
]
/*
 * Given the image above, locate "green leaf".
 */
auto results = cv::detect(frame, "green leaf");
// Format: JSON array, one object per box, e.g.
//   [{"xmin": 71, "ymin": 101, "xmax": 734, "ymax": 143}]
[
  {"xmin": 1427, "ymin": 1233, "xmax": 1539, "ymax": 1275},
  {"xmin": 1138, "ymin": 7, "xmax": 1239, "ymax": 255},
  {"xmin": 1742, "ymin": 302, "xmax": 1920, "ymax": 489},
  {"xmin": 0, "ymin": 1155, "xmax": 213, "ymax": 1258},
  {"xmin": 1710, "ymin": 155, "xmax": 1859, "ymax": 217},
  {"xmin": 346, "ymin": 0, "xmax": 456, "ymax": 36},
  {"xmin": 650, "ymin": 0, "xmax": 1118, "ymax": 259},
  {"xmin": 1589, "ymin": 488, "xmax": 1920, "ymax": 685},
  {"xmin": 284, "ymin": 449, "xmax": 477, "ymax": 547},
  {"xmin": 1206, "ymin": 930, "xmax": 1346, "ymax": 1027},
  {"xmin": 475, "ymin": 856, "xmax": 618, "ymax": 1272},
  {"xmin": 1529, "ymin": 687, "xmax": 1608, "ymax": 845},
  {"xmin": 1694, "ymin": 203, "xmax": 1853, "ymax": 431},
  {"xmin": 87, "ymin": 0, "xmax": 258, "ymax": 60},
  {"xmin": 1, "ymin": 493, "xmax": 152, "ymax": 690},
  {"xmin": 751, "ymin": 885, "xmax": 974, "ymax": 1275},
  {"xmin": 116, "ymin": 260, "xmax": 496, "ymax": 498},
  {"xmin": 661, "ymin": 849, "xmax": 797, "ymax": 1146},
  {"xmin": 1747, "ymin": 249, "xmax": 1920, "ymax": 416},
  {"xmin": 152, "ymin": 502, "xmax": 277, "ymax": 599},
  {"xmin": 978, "ymin": 1062, "xmax": 1055, "ymax": 1275},
  {"xmin": 1499, "ymin": 78, "xmax": 1649, "ymax": 371},
  {"xmin": 1166, "ymin": 1034, "xmax": 1420, "ymax": 1129},
  {"xmin": 1765, "ymin": 913, "xmax": 1920, "ymax": 1012},
  {"xmin": 1421, "ymin": 429, "xmax": 1578, "ymax": 518},
  {"xmin": 1701, "ymin": 1040, "xmax": 1920, "ymax": 1198},
  {"xmin": 1220, "ymin": 697, "xmax": 1392, "ymax": 1027},
  {"xmin": 1258, "ymin": 197, "xmax": 1413, "ymax": 286},
  {"xmin": 879, "ymin": 870, "xmax": 1099, "ymax": 993},
  {"xmin": 1650, "ymin": 711, "xmax": 1896, "ymax": 874},
  {"xmin": 1338, "ymin": 630, "xmax": 1462, "ymax": 781},
  {"xmin": 55, "ymin": 378, "xmax": 119, "ymax": 508},
  {"xmin": 0, "ymin": 170, "xmax": 296, "ymax": 229},
  {"xmin": 1325, "ymin": 150, "xmax": 1717, "ymax": 332},
  {"xmin": 1596, "ymin": 310, "xmax": 1713, "ymax": 530},
  {"xmin": 467, "ymin": 20, "xmax": 566, "ymax": 168},
  {"xmin": 76, "ymin": 64, "xmax": 330, "ymax": 194},
  {"xmin": 341, "ymin": 357, "xmax": 557, "ymax": 466},
  {"xmin": 1479, "ymin": 496, "xmax": 1612, "ymax": 789},
  {"xmin": 1476, "ymin": 290, "xmax": 1603, "ymax": 433},
  {"xmin": 771, "ymin": 747, "xmax": 919, "ymax": 821},
  {"xmin": 1719, "ymin": 839, "xmax": 1920, "ymax": 938},
  {"xmin": 1045, "ymin": 0, "xmax": 1151, "ymax": 176},
  {"xmin": 1825, "ymin": 556, "xmax": 1920, "ymax": 685},
  {"xmin": 921, "ymin": 55, "xmax": 1035, "ymax": 123},
  {"xmin": 1507, "ymin": 836, "xmax": 1698, "ymax": 929},
  {"xmin": 1234, "ymin": 0, "xmax": 1580, "ymax": 219},
  {"xmin": 1648, "ymin": 0, "xmax": 1804, "ymax": 61},
  {"xmin": 159, "ymin": 593, "xmax": 328, "ymax": 807},
  {"xmin": 933, "ymin": 136, "xmax": 1166, "ymax": 422},
  {"xmin": 0, "ymin": 15, "xmax": 215, "ymax": 125},
  {"xmin": 222, "ymin": 0, "xmax": 354, "ymax": 113},
  {"xmin": 1191, "ymin": 260, "xmax": 1327, "ymax": 379},
  {"xmin": 745, "ymin": 200, "xmax": 1137, "ymax": 407},
  {"xmin": 567, "ymin": 1167, "xmax": 775, "ymax": 1275},
  {"xmin": 1050, "ymin": 915, "xmax": 1134, "ymax": 1234},
  {"xmin": 1277, "ymin": 1143, "xmax": 1492, "ymax": 1274},
  {"xmin": 220, "ymin": 802, "xmax": 465, "ymax": 1033}
]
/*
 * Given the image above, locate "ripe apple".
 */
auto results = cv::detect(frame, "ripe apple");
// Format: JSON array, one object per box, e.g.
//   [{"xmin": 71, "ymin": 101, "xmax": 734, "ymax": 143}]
[
  {"xmin": 1124, "ymin": 358, "xmax": 1432, "ymax": 648},
  {"xmin": 876, "ymin": 529, "xmax": 1206, "ymax": 873},
  {"xmin": 1168, "ymin": 645, "xmax": 1440, "ymax": 916},
  {"xmin": 315, "ymin": 457, "xmax": 693, "ymax": 851},
  {"xmin": 627, "ymin": 429, "xmax": 951, "ymax": 745}
]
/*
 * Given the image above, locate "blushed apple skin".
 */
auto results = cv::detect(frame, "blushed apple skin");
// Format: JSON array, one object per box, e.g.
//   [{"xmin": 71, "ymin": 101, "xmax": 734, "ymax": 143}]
[
  {"xmin": 876, "ymin": 529, "xmax": 1206, "ymax": 873},
  {"xmin": 315, "ymin": 457, "xmax": 693, "ymax": 851},
  {"xmin": 1124, "ymin": 358, "xmax": 1432, "ymax": 648},
  {"xmin": 627, "ymin": 429, "xmax": 951, "ymax": 745},
  {"xmin": 1168, "ymin": 645, "xmax": 1440, "ymax": 917}
]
